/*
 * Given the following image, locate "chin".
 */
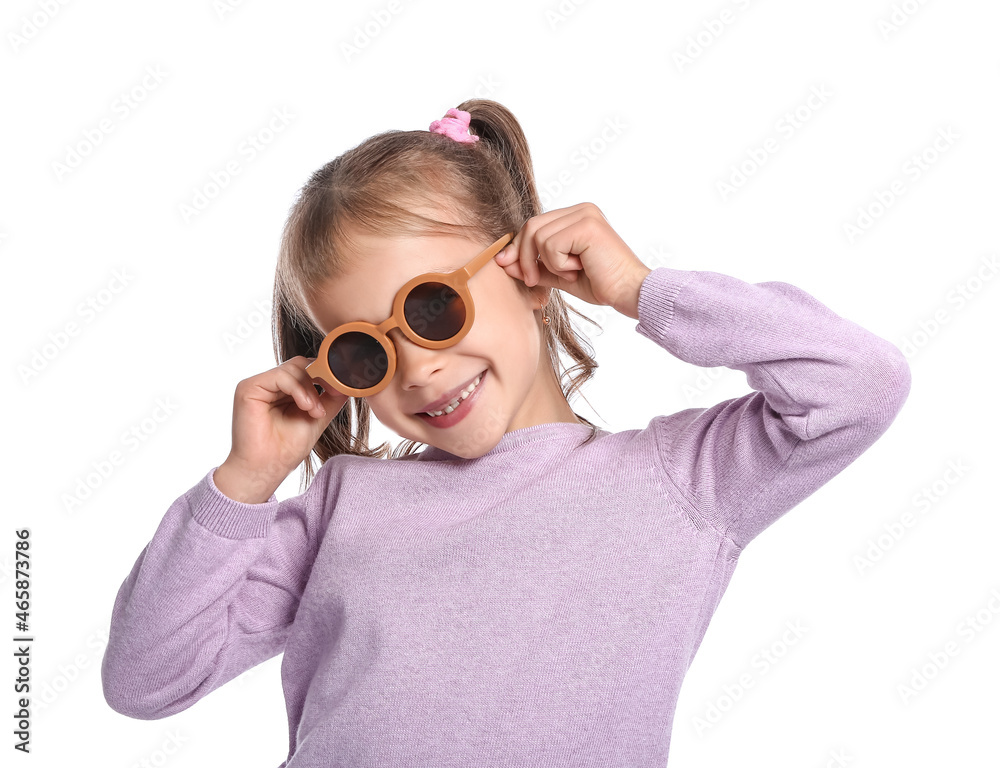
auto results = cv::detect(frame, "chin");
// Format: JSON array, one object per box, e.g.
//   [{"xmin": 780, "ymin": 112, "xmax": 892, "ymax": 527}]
[{"xmin": 433, "ymin": 427, "xmax": 503, "ymax": 460}]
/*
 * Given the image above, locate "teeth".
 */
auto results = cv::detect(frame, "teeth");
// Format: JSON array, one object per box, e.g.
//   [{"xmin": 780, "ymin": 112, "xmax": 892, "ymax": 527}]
[{"xmin": 424, "ymin": 373, "xmax": 483, "ymax": 417}]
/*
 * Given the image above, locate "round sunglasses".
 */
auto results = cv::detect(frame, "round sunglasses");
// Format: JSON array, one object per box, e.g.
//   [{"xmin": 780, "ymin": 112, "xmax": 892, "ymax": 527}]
[{"xmin": 305, "ymin": 232, "xmax": 515, "ymax": 398}]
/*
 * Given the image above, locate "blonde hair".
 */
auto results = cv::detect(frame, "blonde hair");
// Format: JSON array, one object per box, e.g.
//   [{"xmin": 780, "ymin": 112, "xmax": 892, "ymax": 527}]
[{"xmin": 272, "ymin": 99, "xmax": 603, "ymax": 489}]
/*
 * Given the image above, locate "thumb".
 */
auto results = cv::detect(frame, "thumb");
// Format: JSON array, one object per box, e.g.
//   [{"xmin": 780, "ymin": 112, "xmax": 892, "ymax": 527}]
[{"xmin": 316, "ymin": 388, "xmax": 349, "ymax": 425}]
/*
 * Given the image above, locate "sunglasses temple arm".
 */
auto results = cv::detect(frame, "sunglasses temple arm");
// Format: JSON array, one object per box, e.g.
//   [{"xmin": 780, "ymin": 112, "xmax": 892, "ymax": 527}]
[
  {"xmin": 460, "ymin": 232, "xmax": 515, "ymax": 280},
  {"xmin": 301, "ymin": 233, "xmax": 514, "ymax": 395},
  {"xmin": 305, "ymin": 359, "xmax": 334, "ymax": 393}
]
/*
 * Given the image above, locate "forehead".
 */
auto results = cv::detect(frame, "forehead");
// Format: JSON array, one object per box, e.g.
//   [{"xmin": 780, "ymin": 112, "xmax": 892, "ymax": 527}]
[{"xmin": 306, "ymin": 232, "xmax": 481, "ymax": 333}]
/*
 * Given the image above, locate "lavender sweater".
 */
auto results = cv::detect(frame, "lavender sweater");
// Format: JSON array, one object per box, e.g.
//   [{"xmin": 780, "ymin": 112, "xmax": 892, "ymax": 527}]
[{"xmin": 102, "ymin": 266, "xmax": 911, "ymax": 767}]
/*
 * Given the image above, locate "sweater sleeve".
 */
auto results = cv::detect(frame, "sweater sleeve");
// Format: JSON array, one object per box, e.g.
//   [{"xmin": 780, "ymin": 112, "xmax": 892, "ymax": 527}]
[
  {"xmin": 634, "ymin": 266, "xmax": 911, "ymax": 550},
  {"xmin": 101, "ymin": 461, "xmax": 334, "ymax": 719}
]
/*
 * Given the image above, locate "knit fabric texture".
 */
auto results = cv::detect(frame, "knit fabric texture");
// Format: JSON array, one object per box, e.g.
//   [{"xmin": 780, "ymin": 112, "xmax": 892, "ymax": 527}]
[{"xmin": 102, "ymin": 266, "xmax": 911, "ymax": 767}]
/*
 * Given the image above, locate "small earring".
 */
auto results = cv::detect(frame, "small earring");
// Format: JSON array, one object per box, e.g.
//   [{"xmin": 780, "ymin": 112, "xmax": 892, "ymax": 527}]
[{"xmin": 537, "ymin": 297, "xmax": 550, "ymax": 326}]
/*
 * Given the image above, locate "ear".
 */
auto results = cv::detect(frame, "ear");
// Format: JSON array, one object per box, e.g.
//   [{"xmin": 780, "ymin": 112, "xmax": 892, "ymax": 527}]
[{"xmin": 531, "ymin": 287, "xmax": 552, "ymax": 309}]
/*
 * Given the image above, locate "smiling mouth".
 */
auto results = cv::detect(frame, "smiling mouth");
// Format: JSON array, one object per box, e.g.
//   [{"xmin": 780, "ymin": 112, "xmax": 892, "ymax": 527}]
[{"xmin": 419, "ymin": 370, "xmax": 486, "ymax": 417}]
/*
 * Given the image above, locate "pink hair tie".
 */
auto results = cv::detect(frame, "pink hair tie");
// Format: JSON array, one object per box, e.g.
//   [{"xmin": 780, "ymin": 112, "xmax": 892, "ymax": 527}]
[{"xmin": 428, "ymin": 108, "xmax": 479, "ymax": 144}]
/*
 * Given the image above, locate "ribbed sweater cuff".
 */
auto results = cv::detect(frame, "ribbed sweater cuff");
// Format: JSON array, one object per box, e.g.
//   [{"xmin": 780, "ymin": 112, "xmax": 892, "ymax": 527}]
[
  {"xmin": 186, "ymin": 467, "xmax": 280, "ymax": 540},
  {"xmin": 635, "ymin": 267, "xmax": 696, "ymax": 339}
]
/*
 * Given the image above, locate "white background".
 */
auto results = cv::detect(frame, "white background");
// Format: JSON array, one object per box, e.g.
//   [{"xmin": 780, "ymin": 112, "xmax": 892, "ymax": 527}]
[{"xmin": 4, "ymin": 0, "xmax": 999, "ymax": 766}]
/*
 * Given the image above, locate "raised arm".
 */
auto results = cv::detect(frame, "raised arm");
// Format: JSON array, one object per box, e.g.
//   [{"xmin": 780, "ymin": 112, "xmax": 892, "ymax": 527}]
[
  {"xmin": 634, "ymin": 266, "xmax": 911, "ymax": 550},
  {"xmin": 101, "ymin": 463, "xmax": 334, "ymax": 719}
]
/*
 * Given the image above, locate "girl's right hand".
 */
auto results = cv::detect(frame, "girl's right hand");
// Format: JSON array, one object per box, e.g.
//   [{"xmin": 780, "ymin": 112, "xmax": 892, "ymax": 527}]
[{"xmin": 214, "ymin": 356, "xmax": 349, "ymax": 503}]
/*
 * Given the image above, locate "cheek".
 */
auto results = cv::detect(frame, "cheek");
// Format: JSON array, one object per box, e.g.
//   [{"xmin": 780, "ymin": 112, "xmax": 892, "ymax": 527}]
[
  {"xmin": 471, "ymin": 274, "xmax": 536, "ymax": 339},
  {"xmin": 363, "ymin": 390, "xmax": 399, "ymax": 421},
  {"xmin": 470, "ymin": 293, "xmax": 539, "ymax": 363}
]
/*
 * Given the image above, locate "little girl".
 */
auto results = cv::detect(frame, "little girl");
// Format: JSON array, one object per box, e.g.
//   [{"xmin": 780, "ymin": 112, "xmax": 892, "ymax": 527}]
[{"xmin": 102, "ymin": 101, "xmax": 911, "ymax": 767}]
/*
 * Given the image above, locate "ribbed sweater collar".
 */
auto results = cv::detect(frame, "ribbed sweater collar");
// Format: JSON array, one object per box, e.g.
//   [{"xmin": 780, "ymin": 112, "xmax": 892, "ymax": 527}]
[{"xmin": 417, "ymin": 421, "xmax": 603, "ymax": 462}]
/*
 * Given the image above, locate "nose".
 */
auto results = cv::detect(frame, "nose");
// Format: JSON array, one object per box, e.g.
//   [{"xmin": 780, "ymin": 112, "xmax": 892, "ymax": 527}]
[{"xmin": 388, "ymin": 329, "xmax": 446, "ymax": 390}]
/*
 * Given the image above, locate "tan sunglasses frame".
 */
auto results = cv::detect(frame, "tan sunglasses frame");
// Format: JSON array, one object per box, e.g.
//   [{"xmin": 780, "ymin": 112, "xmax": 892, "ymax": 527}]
[{"xmin": 306, "ymin": 232, "xmax": 516, "ymax": 398}]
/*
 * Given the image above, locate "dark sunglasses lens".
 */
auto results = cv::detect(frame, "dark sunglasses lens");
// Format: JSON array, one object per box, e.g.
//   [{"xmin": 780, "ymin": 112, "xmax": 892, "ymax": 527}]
[
  {"xmin": 328, "ymin": 332, "xmax": 389, "ymax": 391},
  {"xmin": 403, "ymin": 282, "xmax": 465, "ymax": 341}
]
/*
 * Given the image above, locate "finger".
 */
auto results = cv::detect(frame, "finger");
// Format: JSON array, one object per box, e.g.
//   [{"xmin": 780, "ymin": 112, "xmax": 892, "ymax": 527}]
[
  {"xmin": 505, "ymin": 259, "xmax": 527, "ymax": 282},
  {"xmin": 277, "ymin": 356, "xmax": 323, "ymax": 392},
  {"xmin": 522, "ymin": 245, "xmax": 542, "ymax": 287},
  {"xmin": 294, "ymin": 364, "xmax": 341, "ymax": 419},
  {"xmin": 507, "ymin": 207, "xmax": 589, "ymax": 286},
  {"xmin": 543, "ymin": 255, "xmax": 582, "ymax": 281},
  {"xmin": 317, "ymin": 385, "xmax": 347, "ymax": 410},
  {"xmin": 284, "ymin": 356, "xmax": 329, "ymax": 391},
  {"xmin": 561, "ymin": 255, "xmax": 583, "ymax": 271},
  {"xmin": 507, "ymin": 225, "xmax": 542, "ymax": 287},
  {"xmin": 494, "ymin": 245, "xmax": 518, "ymax": 270},
  {"xmin": 495, "ymin": 246, "xmax": 527, "ymax": 282},
  {"xmin": 272, "ymin": 366, "xmax": 327, "ymax": 418},
  {"xmin": 533, "ymin": 209, "xmax": 592, "ymax": 277},
  {"xmin": 494, "ymin": 245, "xmax": 516, "ymax": 264},
  {"xmin": 314, "ymin": 388, "xmax": 346, "ymax": 424},
  {"xmin": 297, "ymin": 360, "xmax": 350, "ymax": 419},
  {"xmin": 538, "ymin": 238, "xmax": 578, "ymax": 276}
]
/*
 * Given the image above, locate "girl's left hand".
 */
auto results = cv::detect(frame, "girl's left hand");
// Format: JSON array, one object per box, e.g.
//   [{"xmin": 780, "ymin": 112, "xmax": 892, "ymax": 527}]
[{"xmin": 492, "ymin": 202, "xmax": 652, "ymax": 319}]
